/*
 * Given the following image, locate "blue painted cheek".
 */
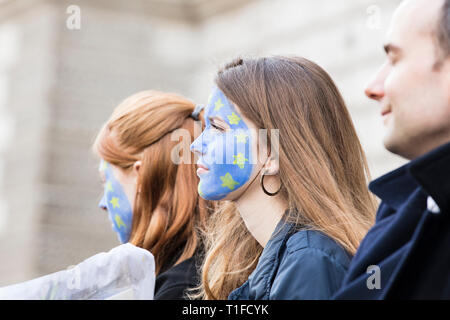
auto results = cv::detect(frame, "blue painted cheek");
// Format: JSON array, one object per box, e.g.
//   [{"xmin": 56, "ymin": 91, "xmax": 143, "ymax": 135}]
[
  {"xmin": 203, "ymin": 130, "xmax": 253, "ymax": 200},
  {"xmin": 99, "ymin": 162, "xmax": 134, "ymax": 244},
  {"xmin": 193, "ymin": 87, "xmax": 254, "ymax": 201}
]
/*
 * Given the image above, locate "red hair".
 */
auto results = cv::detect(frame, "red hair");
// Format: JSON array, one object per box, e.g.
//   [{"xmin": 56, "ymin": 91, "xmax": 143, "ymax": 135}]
[{"xmin": 93, "ymin": 90, "xmax": 210, "ymax": 274}]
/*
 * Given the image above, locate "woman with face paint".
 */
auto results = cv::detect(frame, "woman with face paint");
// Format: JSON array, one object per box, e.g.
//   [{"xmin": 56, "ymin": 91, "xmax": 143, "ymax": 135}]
[
  {"xmin": 93, "ymin": 91, "xmax": 212, "ymax": 300},
  {"xmin": 190, "ymin": 56, "xmax": 378, "ymax": 300}
]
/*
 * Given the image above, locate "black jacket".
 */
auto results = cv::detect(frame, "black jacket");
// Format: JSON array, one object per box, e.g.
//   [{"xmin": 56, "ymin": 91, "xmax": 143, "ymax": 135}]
[
  {"xmin": 154, "ymin": 251, "xmax": 202, "ymax": 300},
  {"xmin": 334, "ymin": 142, "xmax": 450, "ymax": 299}
]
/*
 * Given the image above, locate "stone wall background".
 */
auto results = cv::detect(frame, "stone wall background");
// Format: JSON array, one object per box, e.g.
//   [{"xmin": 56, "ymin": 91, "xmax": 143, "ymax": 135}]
[{"xmin": 0, "ymin": 0, "xmax": 404, "ymax": 286}]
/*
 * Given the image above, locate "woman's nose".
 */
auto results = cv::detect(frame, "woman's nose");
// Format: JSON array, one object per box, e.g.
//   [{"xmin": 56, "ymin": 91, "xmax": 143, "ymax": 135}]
[
  {"xmin": 190, "ymin": 132, "xmax": 207, "ymax": 156},
  {"xmin": 98, "ymin": 194, "xmax": 108, "ymax": 211}
]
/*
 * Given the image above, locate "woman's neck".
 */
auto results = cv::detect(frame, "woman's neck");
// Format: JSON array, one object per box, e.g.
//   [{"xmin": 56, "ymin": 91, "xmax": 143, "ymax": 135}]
[{"xmin": 235, "ymin": 175, "xmax": 287, "ymax": 248}]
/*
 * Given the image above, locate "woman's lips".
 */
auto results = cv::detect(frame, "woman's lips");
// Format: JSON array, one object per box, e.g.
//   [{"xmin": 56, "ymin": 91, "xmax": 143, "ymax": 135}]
[{"xmin": 196, "ymin": 163, "xmax": 209, "ymax": 175}]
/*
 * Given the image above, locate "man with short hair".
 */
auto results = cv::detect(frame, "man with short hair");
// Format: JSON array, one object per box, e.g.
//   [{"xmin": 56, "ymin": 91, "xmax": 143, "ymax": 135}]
[{"xmin": 334, "ymin": 0, "xmax": 450, "ymax": 299}]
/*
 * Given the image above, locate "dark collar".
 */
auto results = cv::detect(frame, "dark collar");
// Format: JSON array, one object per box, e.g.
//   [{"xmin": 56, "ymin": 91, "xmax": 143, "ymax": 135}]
[
  {"xmin": 245, "ymin": 214, "xmax": 295, "ymax": 299},
  {"xmin": 369, "ymin": 141, "xmax": 450, "ymax": 213},
  {"xmin": 264, "ymin": 216, "xmax": 295, "ymax": 254}
]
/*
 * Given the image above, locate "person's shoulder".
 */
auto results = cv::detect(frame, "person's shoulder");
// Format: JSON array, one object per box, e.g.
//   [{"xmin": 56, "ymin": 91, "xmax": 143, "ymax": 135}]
[
  {"xmin": 269, "ymin": 229, "xmax": 352, "ymax": 299},
  {"xmin": 284, "ymin": 229, "xmax": 352, "ymax": 269},
  {"xmin": 158, "ymin": 255, "xmax": 197, "ymax": 277},
  {"xmin": 154, "ymin": 256, "xmax": 200, "ymax": 300}
]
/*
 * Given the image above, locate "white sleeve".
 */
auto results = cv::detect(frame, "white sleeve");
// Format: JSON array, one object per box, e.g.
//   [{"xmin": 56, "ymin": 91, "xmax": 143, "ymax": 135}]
[{"xmin": 0, "ymin": 243, "xmax": 155, "ymax": 300}]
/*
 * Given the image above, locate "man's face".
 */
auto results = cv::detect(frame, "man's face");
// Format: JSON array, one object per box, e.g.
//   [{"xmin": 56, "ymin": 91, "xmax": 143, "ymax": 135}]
[{"xmin": 365, "ymin": 0, "xmax": 450, "ymax": 160}]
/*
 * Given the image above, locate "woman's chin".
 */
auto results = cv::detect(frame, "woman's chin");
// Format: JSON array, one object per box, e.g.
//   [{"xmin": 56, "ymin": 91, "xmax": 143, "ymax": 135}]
[{"xmin": 202, "ymin": 191, "xmax": 228, "ymax": 201}]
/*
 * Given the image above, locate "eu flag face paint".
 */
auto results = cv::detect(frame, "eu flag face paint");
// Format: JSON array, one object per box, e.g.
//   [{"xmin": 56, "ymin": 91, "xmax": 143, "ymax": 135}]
[
  {"xmin": 190, "ymin": 87, "xmax": 254, "ymax": 200},
  {"xmin": 98, "ymin": 160, "xmax": 133, "ymax": 243}
]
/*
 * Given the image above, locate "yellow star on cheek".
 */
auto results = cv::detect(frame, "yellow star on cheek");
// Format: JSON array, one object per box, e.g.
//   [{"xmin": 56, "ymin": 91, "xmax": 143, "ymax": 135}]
[
  {"xmin": 233, "ymin": 153, "xmax": 248, "ymax": 169},
  {"xmin": 106, "ymin": 181, "xmax": 114, "ymax": 192},
  {"xmin": 110, "ymin": 197, "xmax": 120, "ymax": 209},
  {"xmin": 115, "ymin": 214, "xmax": 126, "ymax": 229},
  {"xmin": 214, "ymin": 98, "xmax": 224, "ymax": 112},
  {"xmin": 227, "ymin": 112, "xmax": 241, "ymax": 125},
  {"xmin": 220, "ymin": 173, "xmax": 240, "ymax": 190},
  {"xmin": 236, "ymin": 132, "xmax": 248, "ymax": 143}
]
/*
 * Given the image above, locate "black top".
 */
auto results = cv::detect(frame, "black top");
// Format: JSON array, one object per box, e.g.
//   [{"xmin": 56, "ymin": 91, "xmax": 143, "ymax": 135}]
[{"xmin": 154, "ymin": 251, "xmax": 202, "ymax": 300}]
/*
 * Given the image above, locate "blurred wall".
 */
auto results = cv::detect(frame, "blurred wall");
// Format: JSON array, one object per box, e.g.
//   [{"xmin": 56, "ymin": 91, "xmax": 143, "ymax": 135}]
[{"xmin": 0, "ymin": 0, "xmax": 404, "ymax": 286}]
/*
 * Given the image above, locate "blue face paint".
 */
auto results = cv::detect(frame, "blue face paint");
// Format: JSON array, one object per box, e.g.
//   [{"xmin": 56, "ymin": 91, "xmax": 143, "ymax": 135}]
[
  {"xmin": 98, "ymin": 160, "xmax": 133, "ymax": 243},
  {"xmin": 190, "ymin": 87, "xmax": 254, "ymax": 200}
]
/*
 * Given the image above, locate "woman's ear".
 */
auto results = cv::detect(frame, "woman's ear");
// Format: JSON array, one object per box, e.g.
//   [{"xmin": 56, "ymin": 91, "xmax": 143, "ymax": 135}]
[
  {"xmin": 262, "ymin": 156, "xmax": 279, "ymax": 176},
  {"xmin": 132, "ymin": 160, "xmax": 142, "ymax": 193},
  {"xmin": 132, "ymin": 160, "xmax": 142, "ymax": 178}
]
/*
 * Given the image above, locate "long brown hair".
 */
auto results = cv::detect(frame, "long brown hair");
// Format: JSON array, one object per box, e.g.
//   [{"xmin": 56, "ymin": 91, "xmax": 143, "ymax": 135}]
[
  {"xmin": 93, "ymin": 90, "xmax": 210, "ymax": 275},
  {"xmin": 197, "ymin": 56, "xmax": 378, "ymax": 299}
]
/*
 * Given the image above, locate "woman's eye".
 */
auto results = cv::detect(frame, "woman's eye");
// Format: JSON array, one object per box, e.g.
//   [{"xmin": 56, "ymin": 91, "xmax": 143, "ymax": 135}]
[{"xmin": 211, "ymin": 122, "xmax": 224, "ymax": 132}]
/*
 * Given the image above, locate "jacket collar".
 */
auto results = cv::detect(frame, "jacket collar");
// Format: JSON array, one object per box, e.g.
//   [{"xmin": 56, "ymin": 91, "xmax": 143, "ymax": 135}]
[
  {"xmin": 262, "ymin": 216, "xmax": 294, "ymax": 257},
  {"xmin": 246, "ymin": 215, "xmax": 295, "ymax": 299},
  {"xmin": 408, "ymin": 141, "xmax": 450, "ymax": 214},
  {"xmin": 369, "ymin": 141, "xmax": 450, "ymax": 213}
]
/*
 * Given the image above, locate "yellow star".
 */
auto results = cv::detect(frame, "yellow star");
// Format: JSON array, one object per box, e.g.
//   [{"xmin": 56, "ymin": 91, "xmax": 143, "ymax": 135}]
[
  {"xmin": 110, "ymin": 197, "xmax": 120, "ymax": 209},
  {"xmin": 220, "ymin": 173, "xmax": 240, "ymax": 190},
  {"xmin": 115, "ymin": 214, "xmax": 126, "ymax": 229},
  {"xmin": 233, "ymin": 153, "xmax": 248, "ymax": 169},
  {"xmin": 235, "ymin": 132, "xmax": 248, "ymax": 143},
  {"xmin": 227, "ymin": 112, "xmax": 241, "ymax": 125},
  {"xmin": 214, "ymin": 98, "xmax": 225, "ymax": 112},
  {"xmin": 106, "ymin": 181, "xmax": 114, "ymax": 192}
]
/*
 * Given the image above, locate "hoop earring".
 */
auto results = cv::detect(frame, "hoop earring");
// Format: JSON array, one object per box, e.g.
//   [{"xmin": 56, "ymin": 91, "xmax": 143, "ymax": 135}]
[{"xmin": 260, "ymin": 173, "xmax": 281, "ymax": 196}]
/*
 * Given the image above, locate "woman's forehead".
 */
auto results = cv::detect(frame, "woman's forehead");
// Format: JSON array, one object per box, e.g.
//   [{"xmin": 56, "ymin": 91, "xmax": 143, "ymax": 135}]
[
  {"xmin": 205, "ymin": 89, "xmax": 241, "ymax": 118},
  {"xmin": 206, "ymin": 88, "xmax": 233, "ymax": 113},
  {"xmin": 204, "ymin": 86, "xmax": 257, "ymax": 130}
]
